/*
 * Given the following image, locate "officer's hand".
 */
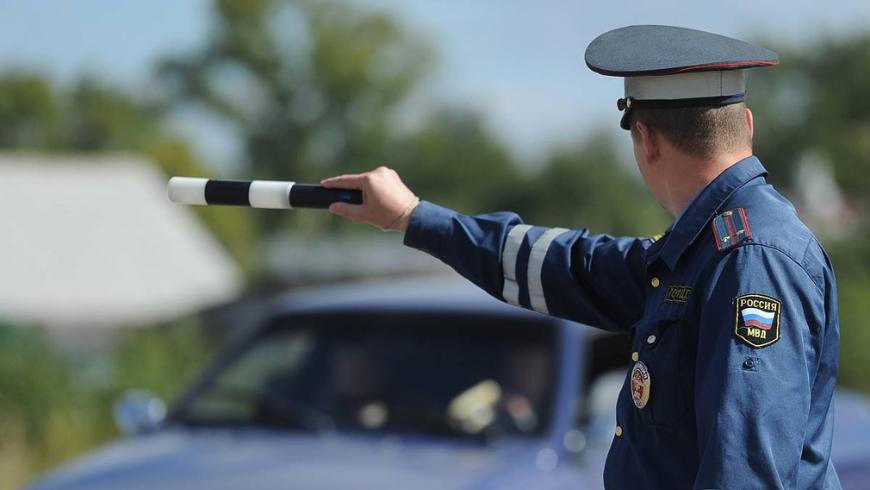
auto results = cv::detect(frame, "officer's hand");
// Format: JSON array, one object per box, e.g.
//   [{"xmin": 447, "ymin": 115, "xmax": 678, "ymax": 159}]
[{"xmin": 321, "ymin": 167, "xmax": 419, "ymax": 232}]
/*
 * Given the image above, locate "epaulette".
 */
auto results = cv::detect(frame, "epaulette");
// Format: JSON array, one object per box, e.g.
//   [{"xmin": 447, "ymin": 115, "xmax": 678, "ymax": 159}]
[{"xmin": 711, "ymin": 208, "xmax": 752, "ymax": 252}]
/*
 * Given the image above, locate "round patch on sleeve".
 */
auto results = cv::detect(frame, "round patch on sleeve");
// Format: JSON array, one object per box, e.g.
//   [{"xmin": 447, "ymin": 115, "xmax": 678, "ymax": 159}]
[{"xmin": 734, "ymin": 294, "xmax": 781, "ymax": 348}]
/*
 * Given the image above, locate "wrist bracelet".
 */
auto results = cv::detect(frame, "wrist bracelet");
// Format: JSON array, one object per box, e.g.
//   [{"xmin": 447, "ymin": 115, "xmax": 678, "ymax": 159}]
[{"xmin": 387, "ymin": 196, "xmax": 420, "ymax": 231}]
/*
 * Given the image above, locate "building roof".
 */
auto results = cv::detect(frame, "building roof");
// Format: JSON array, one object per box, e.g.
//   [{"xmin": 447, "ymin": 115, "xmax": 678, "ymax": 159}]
[{"xmin": 0, "ymin": 153, "xmax": 242, "ymax": 329}]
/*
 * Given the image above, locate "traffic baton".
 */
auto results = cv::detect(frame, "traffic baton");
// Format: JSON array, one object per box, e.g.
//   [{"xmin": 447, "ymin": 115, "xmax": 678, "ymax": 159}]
[{"xmin": 167, "ymin": 177, "xmax": 363, "ymax": 209}]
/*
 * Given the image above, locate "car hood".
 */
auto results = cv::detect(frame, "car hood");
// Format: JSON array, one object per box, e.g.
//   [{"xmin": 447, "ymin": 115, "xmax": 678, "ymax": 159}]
[{"xmin": 27, "ymin": 428, "xmax": 546, "ymax": 490}]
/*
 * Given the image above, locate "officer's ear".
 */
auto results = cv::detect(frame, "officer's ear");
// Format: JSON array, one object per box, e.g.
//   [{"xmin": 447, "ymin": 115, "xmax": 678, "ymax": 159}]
[
  {"xmin": 745, "ymin": 107, "xmax": 754, "ymax": 139},
  {"xmin": 632, "ymin": 120, "xmax": 660, "ymax": 166}
]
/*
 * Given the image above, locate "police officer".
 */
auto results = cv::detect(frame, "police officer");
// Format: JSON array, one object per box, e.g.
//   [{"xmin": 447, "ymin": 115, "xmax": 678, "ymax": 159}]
[{"xmin": 322, "ymin": 25, "xmax": 840, "ymax": 489}]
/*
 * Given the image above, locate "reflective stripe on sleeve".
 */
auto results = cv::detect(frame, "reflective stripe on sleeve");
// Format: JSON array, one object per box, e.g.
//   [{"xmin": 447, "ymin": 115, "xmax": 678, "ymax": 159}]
[
  {"xmin": 528, "ymin": 227, "xmax": 570, "ymax": 314},
  {"xmin": 501, "ymin": 224, "xmax": 532, "ymax": 306}
]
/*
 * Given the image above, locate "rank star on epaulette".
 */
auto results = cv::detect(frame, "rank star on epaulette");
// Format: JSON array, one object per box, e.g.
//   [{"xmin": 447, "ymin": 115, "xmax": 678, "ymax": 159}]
[{"xmin": 712, "ymin": 208, "xmax": 752, "ymax": 252}]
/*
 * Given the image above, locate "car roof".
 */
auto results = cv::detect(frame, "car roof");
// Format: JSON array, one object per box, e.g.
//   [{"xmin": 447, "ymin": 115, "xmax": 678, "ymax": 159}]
[
  {"xmin": 266, "ymin": 276, "xmax": 555, "ymax": 321},
  {"xmin": 255, "ymin": 277, "xmax": 618, "ymax": 342}
]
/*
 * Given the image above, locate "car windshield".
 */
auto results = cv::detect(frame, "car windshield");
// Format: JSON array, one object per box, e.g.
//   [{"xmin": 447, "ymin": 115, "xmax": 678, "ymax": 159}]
[{"xmin": 173, "ymin": 311, "xmax": 557, "ymax": 440}]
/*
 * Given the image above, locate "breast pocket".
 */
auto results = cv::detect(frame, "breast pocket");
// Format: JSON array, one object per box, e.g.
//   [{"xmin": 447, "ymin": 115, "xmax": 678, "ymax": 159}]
[{"xmin": 635, "ymin": 317, "xmax": 688, "ymax": 427}]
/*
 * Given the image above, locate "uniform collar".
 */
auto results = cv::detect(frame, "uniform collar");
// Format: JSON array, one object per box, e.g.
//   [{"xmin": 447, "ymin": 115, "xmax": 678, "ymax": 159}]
[{"xmin": 649, "ymin": 155, "xmax": 768, "ymax": 270}]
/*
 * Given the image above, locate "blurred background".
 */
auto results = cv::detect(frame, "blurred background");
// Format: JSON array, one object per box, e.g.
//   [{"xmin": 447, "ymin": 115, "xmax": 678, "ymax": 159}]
[{"xmin": 1, "ymin": 0, "xmax": 870, "ymax": 488}]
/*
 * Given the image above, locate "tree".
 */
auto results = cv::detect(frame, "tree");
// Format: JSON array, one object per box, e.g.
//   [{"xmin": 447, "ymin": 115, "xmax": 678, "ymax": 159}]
[
  {"xmin": 751, "ymin": 34, "xmax": 870, "ymax": 203},
  {"xmin": 0, "ymin": 73, "xmax": 255, "ymax": 269},
  {"xmin": 0, "ymin": 74, "xmax": 59, "ymax": 149},
  {"xmin": 158, "ymin": 0, "xmax": 432, "ymax": 235},
  {"xmin": 525, "ymin": 132, "xmax": 670, "ymax": 235},
  {"xmin": 749, "ymin": 34, "xmax": 870, "ymax": 392},
  {"xmin": 388, "ymin": 109, "xmax": 525, "ymax": 216}
]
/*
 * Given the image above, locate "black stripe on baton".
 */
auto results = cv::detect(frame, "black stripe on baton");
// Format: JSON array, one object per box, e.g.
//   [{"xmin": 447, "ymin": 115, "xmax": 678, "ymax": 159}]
[{"xmin": 204, "ymin": 179, "xmax": 252, "ymax": 206}]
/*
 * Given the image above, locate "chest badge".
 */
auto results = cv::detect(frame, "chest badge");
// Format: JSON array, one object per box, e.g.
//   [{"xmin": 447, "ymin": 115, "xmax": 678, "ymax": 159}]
[
  {"xmin": 664, "ymin": 285, "xmax": 692, "ymax": 304},
  {"xmin": 630, "ymin": 361, "xmax": 651, "ymax": 409},
  {"xmin": 735, "ymin": 293, "xmax": 781, "ymax": 348}
]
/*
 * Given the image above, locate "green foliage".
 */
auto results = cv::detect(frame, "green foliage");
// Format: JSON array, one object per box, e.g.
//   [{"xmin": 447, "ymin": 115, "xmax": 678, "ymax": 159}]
[
  {"xmin": 113, "ymin": 317, "xmax": 213, "ymax": 402},
  {"xmin": 62, "ymin": 79, "xmax": 162, "ymax": 151},
  {"xmin": 524, "ymin": 133, "xmax": 669, "ymax": 234},
  {"xmin": 749, "ymin": 34, "xmax": 870, "ymax": 392},
  {"xmin": 0, "ymin": 74, "xmax": 59, "ymax": 148},
  {"xmin": 823, "ymin": 238, "xmax": 870, "ymax": 393},
  {"xmin": 159, "ymin": 0, "xmax": 432, "ymax": 235},
  {"xmin": 389, "ymin": 110, "xmax": 524, "ymax": 215},
  {"xmin": 0, "ymin": 72, "xmax": 256, "ymax": 269},
  {"xmin": 0, "ymin": 320, "xmax": 212, "ymax": 489},
  {"xmin": 0, "ymin": 76, "xmax": 160, "ymax": 151},
  {"xmin": 752, "ymin": 34, "xmax": 870, "ymax": 195},
  {"xmin": 0, "ymin": 324, "xmax": 78, "ymax": 452}
]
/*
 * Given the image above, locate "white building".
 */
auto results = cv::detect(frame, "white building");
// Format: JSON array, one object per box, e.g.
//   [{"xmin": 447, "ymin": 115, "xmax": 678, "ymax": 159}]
[{"xmin": 0, "ymin": 153, "xmax": 242, "ymax": 329}]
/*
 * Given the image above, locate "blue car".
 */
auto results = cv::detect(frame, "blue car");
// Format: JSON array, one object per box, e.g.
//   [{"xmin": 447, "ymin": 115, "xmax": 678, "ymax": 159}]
[{"xmin": 26, "ymin": 278, "xmax": 870, "ymax": 489}]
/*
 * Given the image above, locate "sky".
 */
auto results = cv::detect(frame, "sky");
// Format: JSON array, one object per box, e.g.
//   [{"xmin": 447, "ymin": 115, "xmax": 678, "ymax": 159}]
[{"xmin": 1, "ymin": 0, "xmax": 870, "ymax": 165}]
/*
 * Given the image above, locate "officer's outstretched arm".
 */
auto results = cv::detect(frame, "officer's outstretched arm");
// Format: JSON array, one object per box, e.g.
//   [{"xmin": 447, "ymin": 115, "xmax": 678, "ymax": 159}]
[
  {"xmin": 693, "ymin": 244, "xmax": 830, "ymax": 489},
  {"xmin": 322, "ymin": 167, "xmax": 648, "ymax": 333}
]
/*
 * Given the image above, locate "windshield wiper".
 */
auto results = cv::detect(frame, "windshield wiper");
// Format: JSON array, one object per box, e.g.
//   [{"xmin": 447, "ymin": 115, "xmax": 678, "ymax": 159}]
[
  {"xmin": 254, "ymin": 390, "xmax": 336, "ymax": 432},
  {"xmin": 176, "ymin": 384, "xmax": 335, "ymax": 433}
]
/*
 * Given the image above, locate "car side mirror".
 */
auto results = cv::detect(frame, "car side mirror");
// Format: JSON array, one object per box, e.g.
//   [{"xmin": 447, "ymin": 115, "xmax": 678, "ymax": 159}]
[
  {"xmin": 563, "ymin": 428, "xmax": 588, "ymax": 455},
  {"xmin": 113, "ymin": 390, "xmax": 167, "ymax": 436}
]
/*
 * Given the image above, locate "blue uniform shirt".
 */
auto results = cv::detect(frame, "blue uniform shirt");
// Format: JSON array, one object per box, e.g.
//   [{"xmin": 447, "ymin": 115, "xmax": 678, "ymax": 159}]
[{"xmin": 404, "ymin": 156, "xmax": 840, "ymax": 489}]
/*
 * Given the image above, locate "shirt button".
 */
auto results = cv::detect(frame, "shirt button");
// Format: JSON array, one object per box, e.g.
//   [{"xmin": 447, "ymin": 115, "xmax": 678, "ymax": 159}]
[
  {"xmin": 650, "ymin": 277, "xmax": 660, "ymax": 288},
  {"xmin": 631, "ymin": 352, "xmax": 639, "ymax": 362},
  {"xmin": 615, "ymin": 425, "xmax": 623, "ymax": 437},
  {"xmin": 646, "ymin": 334, "xmax": 657, "ymax": 345}
]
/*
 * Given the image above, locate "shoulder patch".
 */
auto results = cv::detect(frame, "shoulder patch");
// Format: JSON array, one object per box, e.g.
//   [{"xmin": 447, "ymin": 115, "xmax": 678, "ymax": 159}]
[
  {"xmin": 734, "ymin": 293, "xmax": 781, "ymax": 348},
  {"xmin": 712, "ymin": 208, "xmax": 752, "ymax": 252}
]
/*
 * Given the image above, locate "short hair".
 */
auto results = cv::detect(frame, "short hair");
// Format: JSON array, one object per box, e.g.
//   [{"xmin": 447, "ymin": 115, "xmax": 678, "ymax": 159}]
[{"xmin": 629, "ymin": 102, "xmax": 752, "ymax": 158}]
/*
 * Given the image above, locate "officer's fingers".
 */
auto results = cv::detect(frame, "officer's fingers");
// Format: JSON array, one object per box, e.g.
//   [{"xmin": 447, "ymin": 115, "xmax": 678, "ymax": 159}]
[
  {"xmin": 328, "ymin": 202, "xmax": 368, "ymax": 223},
  {"xmin": 320, "ymin": 173, "xmax": 353, "ymax": 185},
  {"xmin": 320, "ymin": 174, "xmax": 367, "ymax": 189}
]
